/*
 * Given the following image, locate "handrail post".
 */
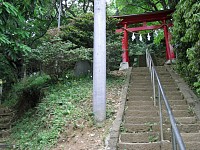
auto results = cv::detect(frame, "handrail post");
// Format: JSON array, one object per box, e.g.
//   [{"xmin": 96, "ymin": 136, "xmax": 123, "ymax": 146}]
[
  {"xmin": 158, "ymin": 85, "xmax": 163, "ymax": 141},
  {"xmin": 172, "ymin": 128, "xmax": 177, "ymax": 150},
  {"xmin": 146, "ymin": 49, "xmax": 148, "ymax": 67},
  {"xmin": 152, "ymin": 68, "xmax": 156, "ymax": 106}
]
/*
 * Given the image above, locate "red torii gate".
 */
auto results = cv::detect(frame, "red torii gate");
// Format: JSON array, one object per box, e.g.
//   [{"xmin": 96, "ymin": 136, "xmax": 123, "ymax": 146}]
[{"xmin": 113, "ymin": 9, "xmax": 175, "ymax": 64}]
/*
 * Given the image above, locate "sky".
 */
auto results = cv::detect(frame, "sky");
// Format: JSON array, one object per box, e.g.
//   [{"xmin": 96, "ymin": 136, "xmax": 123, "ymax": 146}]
[{"xmin": 106, "ymin": 0, "xmax": 112, "ymax": 4}]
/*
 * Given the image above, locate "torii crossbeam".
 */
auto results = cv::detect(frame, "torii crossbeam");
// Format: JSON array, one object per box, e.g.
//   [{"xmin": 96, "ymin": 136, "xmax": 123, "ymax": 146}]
[{"xmin": 113, "ymin": 9, "xmax": 175, "ymax": 64}]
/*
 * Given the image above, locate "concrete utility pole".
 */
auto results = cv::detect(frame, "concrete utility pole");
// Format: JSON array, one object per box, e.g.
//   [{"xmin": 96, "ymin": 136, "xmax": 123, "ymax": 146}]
[
  {"xmin": 58, "ymin": 0, "xmax": 62, "ymax": 29},
  {"xmin": 93, "ymin": 0, "xmax": 106, "ymax": 122}
]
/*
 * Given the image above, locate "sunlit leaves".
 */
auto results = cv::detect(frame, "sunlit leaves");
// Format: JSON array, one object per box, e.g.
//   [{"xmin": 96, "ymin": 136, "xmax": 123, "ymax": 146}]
[
  {"xmin": 115, "ymin": 0, "xmax": 178, "ymax": 15},
  {"xmin": 172, "ymin": 0, "xmax": 200, "ymax": 95}
]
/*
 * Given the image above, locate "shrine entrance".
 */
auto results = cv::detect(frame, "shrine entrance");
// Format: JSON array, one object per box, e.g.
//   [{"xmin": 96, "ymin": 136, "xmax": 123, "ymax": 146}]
[{"xmin": 113, "ymin": 9, "xmax": 175, "ymax": 65}]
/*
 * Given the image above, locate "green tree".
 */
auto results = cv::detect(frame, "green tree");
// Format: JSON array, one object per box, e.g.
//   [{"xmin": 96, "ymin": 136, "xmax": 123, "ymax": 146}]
[
  {"xmin": 0, "ymin": 0, "xmax": 58, "ymax": 79},
  {"xmin": 0, "ymin": 1, "xmax": 31, "ymax": 79},
  {"xmin": 172, "ymin": 0, "xmax": 200, "ymax": 95},
  {"xmin": 115, "ymin": 0, "xmax": 179, "ymax": 15}
]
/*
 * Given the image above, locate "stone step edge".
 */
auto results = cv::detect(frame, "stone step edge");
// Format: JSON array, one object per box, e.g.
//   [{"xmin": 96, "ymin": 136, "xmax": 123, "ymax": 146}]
[{"xmin": 118, "ymin": 140, "xmax": 170, "ymax": 144}]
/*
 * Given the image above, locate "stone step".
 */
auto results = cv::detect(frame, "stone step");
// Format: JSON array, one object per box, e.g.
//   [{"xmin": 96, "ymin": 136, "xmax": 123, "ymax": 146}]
[
  {"xmin": 159, "ymin": 87, "xmax": 179, "ymax": 91},
  {"xmin": 162, "ymin": 142, "xmax": 200, "ymax": 150},
  {"xmin": 0, "ymin": 123, "xmax": 11, "ymax": 130},
  {"xmin": 162, "ymin": 110, "xmax": 191, "ymax": 117},
  {"xmin": 0, "ymin": 137, "xmax": 7, "ymax": 143},
  {"xmin": 124, "ymin": 117, "xmax": 160, "ymax": 124},
  {"xmin": 128, "ymin": 87, "xmax": 153, "ymax": 91},
  {"xmin": 0, "ymin": 112, "xmax": 14, "ymax": 117},
  {"xmin": 131, "ymin": 72, "xmax": 150, "ymax": 76},
  {"xmin": 127, "ymin": 96, "xmax": 152, "ymax": 101},
  {"xmin": 131, "ymin": 70, "xmax": 149, "ymax": 73},
  {"xmin": 0, "ymin": 129, "xmax": 11, "ymax": 138},
  {"xmin": 131, "ymin": 76, "xmax": 151, "ymax": 80},
  {"xmin": 128, "ymin": 90, "xmax": 182, "ymax": 97},
  {"xmin": 126, "ymin": 105, "xmax": 157, "ymax": 111},
  {"xmin": 125, "ymin": 116, "xmax": 197, "ymax": 125},
  {"xmin": 162, "ymin": 87, "xmax": 180, "ymax": 92},
  {"xmin": 131, "ymin": 74, "xmax": 150, "ymax": 77},
  {"xmin": 0, "ymin": 144, "xmax": 16, "ymax": 149},
  {"xmin": 125, "ymin": 109, "xmax": 191, "ymax": 118},
  {"xmin": 125, "ymin": 110, "xmax": 158, "ymax": 117},
  {"xmin": 181, "ymin": 133, "xmax": 200, "ymax": 142},
  {"xmin": 130, "ymin": 81, "xmax": 151, "ymax": 84},
  {"xmin": 156, "ymin": 69, "xmax": 170, "ymax": 73},
  {"xmin": 131, "ymin": 76, "xmax": 176, "ymax": 84},
  {"xmin": 178, "ymin": 124, "xmax": 200, "ymax": 133},
  {"xmin": 162, "ymin": 105, "xmax": 188, "ymax": 111},
  {"xmin": 159, "ymin": 75, "xmax": 172, "ymax": 78},
  {"xmin": 123, "ymin": 123, "xmax": 200, "ymax": 133},
  {"xmin": 126, "ymin": 101, "xmax": 154, "ymax": 106},
  {"xmin": 120, "ymin": 132, "xmax": 160, "ymax": 143},
  {"xmin": 129, "ymin": 83, "xmax": 152, "ymax": 88},
  {"xmin": 118, "ymin": 142, "xmax": 169, "ymax": 150},
  {"xmin": 164, "ymin": 100, "xmax": 187, "ymax": 105},
  {"xmin": 171, "ymin": 105, "xmax": 189, "ymax": 110},
  {"xmin": 126, "ymin": 99, "xmax": 186, "ymax": 107},
  {"xmin": 164, "ymin": 91, "xmax": 182, "ymax": 95},
  {"xmin": 132, "ymin": 67, "xmax": 149, "ymax": 71},
  {"xmin": 128, "ymin": 91, "xmax": 153, "ymax": 96},
  {"xmin": 0, "ymin": 116, "xmax": 12, "ymax": 124},
  {"xmin": 123, "ymin": 123, "xmax": 166, "ymax": 133},
  {"xmin": 159, "ymin": 81, "xmax": 177, "ymax": 85},
  {"xmin": 172, "ymin": 117, "xmax": 197, "ymax": 124},
  {"xmin": 159, "ymin": 79, "xmax": 175, "ymax": 82},
  {"xmin": 157, "ymin": 72, "xmax": 170, "ymax": 76},
  {"xmin": 162, "ymin": 99, "xmax": 187, "ymax": 104},
  {"xmin": 166, "ymin": 94, "xmax": 184, "ymax": 100},
  {"xmin": 0, "ymin": 107, "xmax": 12, "ymax": 114},
  {"xmin": 135, "ymin": 86, "xmax": 180, "ymax": 92},
  {"xmin": 184, "ymin": 142, "xmax": 200, "ymax": 150},
  {"xmin": 155, "ymin": 66, "xmax": 168, "ymax": 70}
]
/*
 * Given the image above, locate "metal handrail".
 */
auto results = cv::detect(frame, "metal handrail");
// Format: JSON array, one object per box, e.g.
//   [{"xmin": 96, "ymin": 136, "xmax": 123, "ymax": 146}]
[{"xmin": 146, "ymin": 49, "xmax": 186, "ymax": 150}]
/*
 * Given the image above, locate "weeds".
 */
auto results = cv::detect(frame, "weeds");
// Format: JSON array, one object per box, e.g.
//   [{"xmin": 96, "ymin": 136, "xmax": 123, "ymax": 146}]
[
  {"xmin": 8, "ymin": 72, "xmax": 125, "ymax": 149},
  {"xmin": 145, "ymin": 122, "xmax": 157, "ymax": 132},
  {"xmin": 148, "ymin": 135, "xmax": 159, "ymax": 142},
  {"xmin": 188, "ymin": 106, "xmax": 195, "ymax": 116}
]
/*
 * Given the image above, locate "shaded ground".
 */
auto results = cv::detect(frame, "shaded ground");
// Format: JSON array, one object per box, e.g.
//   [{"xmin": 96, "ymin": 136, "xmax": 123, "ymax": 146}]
[{"xmin": 52, "ymin": 71, "xmax": 126, "ymax": 150}]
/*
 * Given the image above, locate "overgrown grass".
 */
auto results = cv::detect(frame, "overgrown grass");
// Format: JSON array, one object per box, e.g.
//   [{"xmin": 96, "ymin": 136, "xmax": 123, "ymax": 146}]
[
  {"xmin": 8, "ymin": 73, "xmax": 125, "ymax": 149},
  {"xmin": 3, "ymin": 74, "xmax": 51, "ymax": 107}
]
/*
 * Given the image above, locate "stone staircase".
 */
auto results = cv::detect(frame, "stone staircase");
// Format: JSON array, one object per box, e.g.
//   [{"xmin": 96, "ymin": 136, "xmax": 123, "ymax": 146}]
[
  {"xmin": 117, "ymin": 67, "xmax": 200, "ymax": 150},
  {"xmin": 0, "ymin": 105, "xmax": 14, "ymax": 149}
]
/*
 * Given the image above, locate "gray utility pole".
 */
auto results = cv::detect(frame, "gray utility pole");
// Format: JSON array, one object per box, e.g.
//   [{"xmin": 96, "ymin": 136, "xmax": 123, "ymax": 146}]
[
  {"xmin": 58, "ymin": 0, "xmax": 61, "ymax": 29},
  {"xmin": 93, "ymin": 0, "xmax": 106, "ymax": 122}
]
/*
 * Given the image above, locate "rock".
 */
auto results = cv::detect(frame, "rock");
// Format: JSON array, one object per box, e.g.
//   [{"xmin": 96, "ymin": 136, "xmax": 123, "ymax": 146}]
[{"xmin": 74, "ymin": 60, "xmax": 92, "ymax": 77}]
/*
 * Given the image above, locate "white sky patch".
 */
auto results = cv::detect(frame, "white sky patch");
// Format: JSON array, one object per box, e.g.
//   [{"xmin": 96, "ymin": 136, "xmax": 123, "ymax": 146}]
[{"xmin": 106, "ymin": 0, "xmax": 111, "ymax": 4}]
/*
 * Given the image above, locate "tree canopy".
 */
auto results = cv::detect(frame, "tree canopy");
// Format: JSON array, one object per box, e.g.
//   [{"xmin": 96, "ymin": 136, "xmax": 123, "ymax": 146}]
[
  {"xmin": 115, "ymin": 0, "xmax": 179, "ymax": 15},
  {"xmin": 172, "ymin": 0, "xmax": 200, "ymax": 94}
]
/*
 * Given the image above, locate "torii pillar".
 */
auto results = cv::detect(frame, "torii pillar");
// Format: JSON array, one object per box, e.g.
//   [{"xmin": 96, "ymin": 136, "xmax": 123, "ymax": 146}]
[
  {"xmin": 163, "ymin": 20, "xmax": 175, "ymax": 61},
  {"xmin": 121, "ymin": 23, "xmax": 129, "ymax": 63}
]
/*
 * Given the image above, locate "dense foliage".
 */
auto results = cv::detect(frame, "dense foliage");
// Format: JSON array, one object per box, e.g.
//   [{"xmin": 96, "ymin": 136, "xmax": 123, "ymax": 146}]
[
  {"xmin": 115, "ymin": 0, "xmax": 179, "ymax": 15},
  {"xmin": 172, "ymin": 0, "xmax": 200, "ymax": 95},
  {"xmin": 26, "ymin": 13, "xmax": 122, "ymax": 78}
]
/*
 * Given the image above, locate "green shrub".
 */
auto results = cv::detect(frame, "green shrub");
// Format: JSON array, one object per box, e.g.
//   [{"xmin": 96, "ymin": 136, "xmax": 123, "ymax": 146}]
[
  {"xmin": 3, "ymin": 74, "xmax": 51, "ymax": 108},
  {"xmin": 172, "ymin": 0, "xmax": 200, "ymax": 95}
]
